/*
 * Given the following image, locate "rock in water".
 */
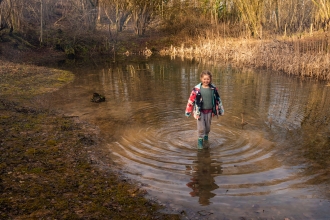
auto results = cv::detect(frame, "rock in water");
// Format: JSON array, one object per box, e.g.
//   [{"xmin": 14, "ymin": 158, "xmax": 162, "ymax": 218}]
[{"xmin": 91, "ymin": 93, "xmax": 105, "ymax": 103}]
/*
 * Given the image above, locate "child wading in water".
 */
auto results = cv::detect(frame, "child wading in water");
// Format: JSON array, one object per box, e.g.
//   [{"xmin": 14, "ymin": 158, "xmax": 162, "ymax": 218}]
[{"xmin": 185, "ymin": 70, "xmax": 224, "ymax": 149}]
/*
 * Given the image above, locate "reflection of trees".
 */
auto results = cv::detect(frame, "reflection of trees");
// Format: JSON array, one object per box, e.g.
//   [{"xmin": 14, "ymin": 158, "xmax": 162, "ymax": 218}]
[
  {"xmin": 220, "ymin": 67, "xmax": 330, "ymax": 191},
  {"xmin": 98, "ymin": 59, "xmax": 201, "ymax": 124},
  {"xmin": 186, "ymin": 148, "xmax": 222, "ymax": 206}
]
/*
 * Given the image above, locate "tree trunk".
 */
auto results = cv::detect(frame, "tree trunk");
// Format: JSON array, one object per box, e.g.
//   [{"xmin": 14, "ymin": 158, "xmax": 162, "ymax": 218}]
[
  {"xmin": 275, "ymin": 0, "xmax": 280, "ymax": 31},
  {"xmin": 40, "ymin": 0, "xmax": 43, "ymax": 44},
  {"xmin": 132, "ymin": 2, "xmax": 152, "ymax": 36}
]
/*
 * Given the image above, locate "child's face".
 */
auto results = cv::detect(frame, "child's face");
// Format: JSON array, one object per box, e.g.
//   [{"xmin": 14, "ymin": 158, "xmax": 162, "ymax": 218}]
[{"xmin": 201, "ymin": 75, "xmax": 211, "ymax": 87}]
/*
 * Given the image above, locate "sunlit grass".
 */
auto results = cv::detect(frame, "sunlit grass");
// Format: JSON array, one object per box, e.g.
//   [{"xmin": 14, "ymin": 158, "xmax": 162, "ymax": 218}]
[
  {"xmin": 0, "ymin": 60, "xmax": 74, "ymax": 100},
  {"xmin": 161, "ymin": 32, "xmax": 330, "ymax": 81}
]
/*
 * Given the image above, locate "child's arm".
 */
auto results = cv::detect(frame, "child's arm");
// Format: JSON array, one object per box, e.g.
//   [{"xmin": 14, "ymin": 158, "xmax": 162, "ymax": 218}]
[
  {"xmin": 215, "ymin": 89, "xmax": 224, "ymax": 116},
  {"xmin": 185, "ymin": 90, "xmax": 197, "ymax": 117},
  {"xmin": 218, "ymin": 98, "xmax": 224, "ymax": 116}
]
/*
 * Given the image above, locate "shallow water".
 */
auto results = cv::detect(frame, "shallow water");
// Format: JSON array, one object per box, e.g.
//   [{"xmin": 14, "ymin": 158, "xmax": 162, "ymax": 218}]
[{"xmin": 48, "ymin": 57, "xmax": 330, "ymax": 219}]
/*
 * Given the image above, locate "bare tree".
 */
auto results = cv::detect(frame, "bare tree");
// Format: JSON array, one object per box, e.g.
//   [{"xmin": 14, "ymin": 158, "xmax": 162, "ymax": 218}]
[
  {"xmin": 101, "ymin": 0, "xmax": 131, "ymax": 33},
  {"xmin": 73, "ymin": 0, "xmax": 98, "ymax": 31},
  {"xmin": 40, "ymin": 0, "xmax": 43, "ymax": 43},
  {"xmin": 130, "ymin": 0, "xmax": 161, "ymax": 36},
  {"xmin": 0, "ymin": 0, "xmax": 24, "ymax": 32},
  {"xmin": 0, "ymin": 0, "xmax": 8, "ymax": 30}
]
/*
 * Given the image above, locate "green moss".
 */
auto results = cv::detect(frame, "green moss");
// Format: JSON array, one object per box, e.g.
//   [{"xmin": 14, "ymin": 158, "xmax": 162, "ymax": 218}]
[
  {"xmin": 29, "ymin": 167, "xmax": 44, "ymax": 174},
  {"xmin": 46, "ymin": 139, "xmax": 57, "ymax": 146},
  {"xmin": 0, "ymin": 61, "xmax": 74, "ymax": 100},
  {"xmin": 57, "ymin": 70, "xmax": 74, "ymax": 82},
  {"xmin": 25, "ymin": 148, "xmax": 36, "ymax": 156}
]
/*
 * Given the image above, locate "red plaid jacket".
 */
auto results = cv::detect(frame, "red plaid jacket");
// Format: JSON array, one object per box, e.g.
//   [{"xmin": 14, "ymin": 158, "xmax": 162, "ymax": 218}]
[{"xmin": 185, "ymin": 83, "xmax": 224, "ymax": 119}]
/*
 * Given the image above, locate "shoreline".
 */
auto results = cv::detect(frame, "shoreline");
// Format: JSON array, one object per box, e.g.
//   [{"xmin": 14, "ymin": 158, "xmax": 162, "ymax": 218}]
[
  {"xmin": 2, "ymin": 28, "xmax": 330, "ymax": 82},
  {"xmin": 159, "ymin": 32, "xmax": 330, "ymax": 81},
  {"xmin": 0, "ymin": 59, "xmax": 180, "ymax": 219}
]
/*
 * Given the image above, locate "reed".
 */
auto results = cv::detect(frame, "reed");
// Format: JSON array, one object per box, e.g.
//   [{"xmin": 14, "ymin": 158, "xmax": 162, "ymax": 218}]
[{"xmin": 160, "ymin": 32, "xmax": 330, "ymax": 81}]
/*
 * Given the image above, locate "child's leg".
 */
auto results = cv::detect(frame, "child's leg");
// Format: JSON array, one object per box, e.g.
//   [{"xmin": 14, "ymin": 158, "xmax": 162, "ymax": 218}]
[
  {"xmin": 204, "ymin": 112, "xmax": 212, "ymax": 137},
  {"xmin": 197, "ymin": 113, "xmax": 206, "ymax": 139}
]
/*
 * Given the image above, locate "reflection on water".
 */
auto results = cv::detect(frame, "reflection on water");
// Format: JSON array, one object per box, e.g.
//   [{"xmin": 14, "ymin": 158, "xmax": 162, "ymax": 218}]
[
  {"xmin": 47, "ymin": 57, "xmax": 330, "ymax": 219},
  {"xmin": 186, "ymin": 148, "xmax": 222, "ymax": 206}
]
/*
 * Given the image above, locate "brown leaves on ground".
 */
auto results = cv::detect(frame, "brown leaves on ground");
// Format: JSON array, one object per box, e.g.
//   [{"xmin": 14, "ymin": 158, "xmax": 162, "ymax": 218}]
[
  {"xmin": 0, "ymin": 60, "xmax": 180, "ymax": 219},
  {"xmin": 0, "ymin": 101, "xmax": 179, "ymax": 219}
]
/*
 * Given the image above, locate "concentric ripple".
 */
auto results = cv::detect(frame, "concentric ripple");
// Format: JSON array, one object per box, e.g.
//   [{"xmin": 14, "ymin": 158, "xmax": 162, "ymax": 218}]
[
  {"xmin": 109, "ymin": 113, "xmax": 302, "ymax": 186},
  {"xmin": 104, "ymin": 108, "xmax": 329, "ymax": 218},
  {"xmin": 48, "ymin": 61, "xmax": 330, "ymax": 219}
]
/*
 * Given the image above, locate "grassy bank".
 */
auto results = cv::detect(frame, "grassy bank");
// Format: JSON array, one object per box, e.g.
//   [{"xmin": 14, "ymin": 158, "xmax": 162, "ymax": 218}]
[
  {"xmin": 160, "ymin": 31, "xmax": 330, "ymax": 81},
  {"xmin": 0, "ymin": 60, "xmax": 179, "ymax": 219},
  {"xmin": 3, "ymin": 23, "xmax": 329, "ymax": 82},
  {"xmin": 0, "ymin": 61, "xmax": 74, "ymax": 101}
]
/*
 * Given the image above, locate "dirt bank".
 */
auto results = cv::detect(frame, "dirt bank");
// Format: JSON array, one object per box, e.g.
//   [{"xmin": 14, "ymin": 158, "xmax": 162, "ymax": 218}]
[{"xmin": 0, "ymin": 57, "xmax": 180, "ymax": 219}]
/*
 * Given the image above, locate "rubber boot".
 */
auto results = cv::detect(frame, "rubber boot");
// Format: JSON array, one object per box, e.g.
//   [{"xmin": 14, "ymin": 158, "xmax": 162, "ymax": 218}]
[
  {"xmin": 204, "ymin": 135, "xmax": 208, "ymax": 141},
  {"xmin": 198, "ymin": 138, "xmax": 203, "ymax": 149}
]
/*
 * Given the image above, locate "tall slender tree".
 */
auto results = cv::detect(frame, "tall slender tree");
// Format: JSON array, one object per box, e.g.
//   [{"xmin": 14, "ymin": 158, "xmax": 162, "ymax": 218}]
[
  {"xmin": 100, "ymin": 0, "xmax": 131, "ymax": 32},
  {"xmin": 130, "ymin": 0, "xmax": 161, "ymax": 36}
]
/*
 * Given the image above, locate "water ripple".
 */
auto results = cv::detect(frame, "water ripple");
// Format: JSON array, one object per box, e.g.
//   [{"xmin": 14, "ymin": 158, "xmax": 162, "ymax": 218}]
[
  {"xmin": 107, "ymin": 115, "xmax": 312, "ymax": 205},
  {"xmin": 48, "ymin": 61, "xmax": 330, "ymax": 218}
]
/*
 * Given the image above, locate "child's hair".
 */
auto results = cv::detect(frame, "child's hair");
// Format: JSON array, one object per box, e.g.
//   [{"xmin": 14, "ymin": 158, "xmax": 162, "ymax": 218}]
[{"xmin": 200, "ymin": 70, "xmax": 212, "ymax": 82}]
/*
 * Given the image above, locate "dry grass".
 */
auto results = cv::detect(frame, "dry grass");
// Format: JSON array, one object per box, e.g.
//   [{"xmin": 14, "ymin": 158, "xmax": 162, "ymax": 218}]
[
  {"xmin": 160, "ymin": 31, "xmax": 330, "ymax": 81},
  {"xmin": 0, "ymin": 60, "xmax": 74, "ymax": 102}
]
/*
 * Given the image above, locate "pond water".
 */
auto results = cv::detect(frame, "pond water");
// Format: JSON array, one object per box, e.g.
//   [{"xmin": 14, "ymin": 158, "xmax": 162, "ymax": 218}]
[{"xmin": 48, "ymin": 56, "xmax": 330, "ymax": 219}]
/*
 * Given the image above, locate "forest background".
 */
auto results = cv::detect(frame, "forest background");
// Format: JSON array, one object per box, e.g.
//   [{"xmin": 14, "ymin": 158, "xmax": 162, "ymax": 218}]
[{"xmin": 1, "ymin": 0, "xmax": 330, "ymax": 80}]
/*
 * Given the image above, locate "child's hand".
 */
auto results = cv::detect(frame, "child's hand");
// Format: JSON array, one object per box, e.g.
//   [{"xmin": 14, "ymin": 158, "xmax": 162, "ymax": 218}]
[{"xmin": 185, "ymin": 113, "xmax": 191, "ymax": 117}]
